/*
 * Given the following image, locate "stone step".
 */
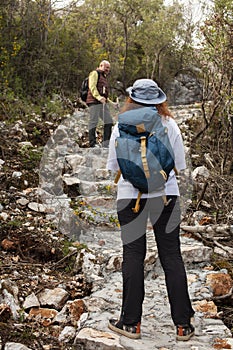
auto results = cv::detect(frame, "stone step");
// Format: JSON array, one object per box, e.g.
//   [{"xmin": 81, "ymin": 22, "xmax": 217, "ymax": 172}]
[
  {"xmin": 36, "ymin": 106, "xmax": 233, "ymax": 349},
  {"xmin": 74, "ymin": 229, "xmax": 233, "ymax": 350}
]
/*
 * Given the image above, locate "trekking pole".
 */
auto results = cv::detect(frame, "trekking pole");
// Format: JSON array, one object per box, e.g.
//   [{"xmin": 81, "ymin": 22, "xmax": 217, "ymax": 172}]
[{"xmin": 102, "ymin": 102, "xmax": 105, "ymax": 148}]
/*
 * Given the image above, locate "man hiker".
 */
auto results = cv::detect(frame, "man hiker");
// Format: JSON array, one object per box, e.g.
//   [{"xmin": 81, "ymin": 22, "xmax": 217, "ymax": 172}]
[{"xmin": 86, "ymin": 60, "xmax": 117, "ymax": 148}]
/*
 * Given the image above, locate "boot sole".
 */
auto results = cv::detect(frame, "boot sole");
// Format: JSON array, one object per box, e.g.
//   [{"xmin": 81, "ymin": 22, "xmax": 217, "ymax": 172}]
[
  {"xmin": 108, "ymin": 321, "xmax": 141, "ymax": 339},
  {"xmin": 176, "ymin": 330, "xmax": 194, "ymax": 341}
]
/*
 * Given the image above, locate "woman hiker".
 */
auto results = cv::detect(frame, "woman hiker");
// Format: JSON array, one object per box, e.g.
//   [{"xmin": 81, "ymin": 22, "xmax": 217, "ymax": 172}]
[{"xmin": 106, "ymin": 78, "xmax": 195, "ymax": 341}]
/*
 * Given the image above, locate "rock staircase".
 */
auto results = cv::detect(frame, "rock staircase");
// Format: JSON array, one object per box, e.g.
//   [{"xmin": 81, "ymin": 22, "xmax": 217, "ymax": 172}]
[{"xmin": 37, "ymin": 104, "xmax": 233, "ymax": 349}]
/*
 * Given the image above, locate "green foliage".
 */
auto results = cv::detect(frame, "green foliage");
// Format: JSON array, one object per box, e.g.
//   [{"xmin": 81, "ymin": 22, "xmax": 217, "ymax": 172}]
[
  {"xmin": 5, "ymin": 219, "xmax": 23, "ymax": 227},
  {"xmin": 0, "ymin": 0, "xmax": 197, "ymax": 99},
  {"xmin": 211, "ymin": 257, "xmax": 233, "ymax": 279},
  {"xmin": 71, "ymin": 198, "xmax": 119, "ymax": 227},
  {"xmin": 19, "ymin": 145, "xmax": 44, "ymax": 170},
  {"xmin": 7, "ymin": 325, "xmax": 37, "ymax": 342},
  {"xmin": 60, "ymin": 238, "xmax": 89, "ymax": 273},
  {"xmin": 61, "ymin": 237, "xmax": 88, "ymax": 256},
  {"xmin": 193, "ymin": 0, "xmax": 233, "ymax": 174},
  {"xmin": 0, "ymin": 0, "xmax": 231, "ymax": 175},
  {"xmin": 61, "ymin": 238, "xmax": 74, "ymax": 256},
  {"xmin": 0, "ymin": 89, "xmax": 72, "ymax": 123},
  {"xmin": 18, "ymin": 309, "xmax": 26, "ymax": 323}
]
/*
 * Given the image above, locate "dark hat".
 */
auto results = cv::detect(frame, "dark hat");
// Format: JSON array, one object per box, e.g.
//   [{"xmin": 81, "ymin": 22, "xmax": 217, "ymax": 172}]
[{"xmin": 126, "ymin": 79, "xmax": 166, "ymax": 105}]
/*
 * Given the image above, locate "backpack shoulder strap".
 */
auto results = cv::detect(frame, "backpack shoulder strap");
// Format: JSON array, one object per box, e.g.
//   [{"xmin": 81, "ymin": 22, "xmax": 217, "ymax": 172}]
[
  {"xmin": 114, "ymin": 169, "xmax": 121, "ymax": 184},
  {"xmin": 95, "ymin": 69, "xmax": 101, "ymax": 79}
]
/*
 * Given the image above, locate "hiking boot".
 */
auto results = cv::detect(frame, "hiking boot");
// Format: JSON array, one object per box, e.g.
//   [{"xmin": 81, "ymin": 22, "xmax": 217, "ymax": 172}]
[
  {"xmin": 108, "ymin": 318, "xmax": 141, "ymax": 339},
  {"xmin": 176, "ymin": 324, "xmax": 195, "ymax": 341}
]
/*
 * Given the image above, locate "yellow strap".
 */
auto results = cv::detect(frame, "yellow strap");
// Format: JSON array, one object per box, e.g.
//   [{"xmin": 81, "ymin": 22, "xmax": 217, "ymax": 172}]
[
  {"xmin": 162, "ymin": 195, "xmax": 172, "ymax": 206},
  {"xmin": 114, "ymin": 169, "xmax": 121, "ymax": 184},
  {"xmin": 160, "ymin": 170, "xmax": 167, "ymax": 181},
  {"xmin": 141, "ymin": 136, "xmax": 150, "ymax": 179},
  {"xmin": 132, "ymin": 192, "xmax": 142, "ymax": 213}
]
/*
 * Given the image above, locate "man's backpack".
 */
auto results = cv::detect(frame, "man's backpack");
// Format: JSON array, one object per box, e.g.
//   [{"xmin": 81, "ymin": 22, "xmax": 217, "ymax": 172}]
[
  {"xmin": 115, "ymin": 107, "xmax": 176, "ymax": 212},
  {"xmin": 80, "ymin": 70, "xmax": 100, "ymax": 102},
  {"xmin": 80, "ymin": 77, "xmax": 89, "ymax": 102}
]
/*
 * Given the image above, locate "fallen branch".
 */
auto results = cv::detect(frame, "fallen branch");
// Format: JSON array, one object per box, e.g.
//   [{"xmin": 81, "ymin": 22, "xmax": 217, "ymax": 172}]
[
  {"xmin": 51, "ymin": 250, "xmax": 78, "ymax": 269},
  {"xmin": 1, "ymin": 262, "xmax": 44, "ymax": 267},
  {"xmin": 181, "ymin": 224, "xmax": 233, "ymax": 254},
  {"xmin": 213, "ymin": 240, "xmax": 233, "ymax": 256},
  {"xmin": 196, "ymin": 182, "xmax": 209, "ymax": 210},
  {"xmin": 181, "ymin": 224, "xmax": 232, "ymax": 234}
]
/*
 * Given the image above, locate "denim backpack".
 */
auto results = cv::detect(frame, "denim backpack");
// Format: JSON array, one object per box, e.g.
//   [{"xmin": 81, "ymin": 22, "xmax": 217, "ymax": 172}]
[{"xmin": 115, "ymin": 107, "xmax": 176, "ymax": 212}]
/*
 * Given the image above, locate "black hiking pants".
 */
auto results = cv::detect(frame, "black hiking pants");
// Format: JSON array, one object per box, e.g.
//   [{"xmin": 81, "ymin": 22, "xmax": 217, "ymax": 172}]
[{"xmin": 117, "ymin": 196, "xmax": 195, "ymax": 326}]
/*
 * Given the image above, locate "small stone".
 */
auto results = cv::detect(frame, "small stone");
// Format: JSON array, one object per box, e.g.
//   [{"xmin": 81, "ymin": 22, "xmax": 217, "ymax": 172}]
[
  {"xmin": 1, "ymin": 238, "xmax": 17, "ymax": 251},
  {"xmin": 0, "ymin": 212, "xmax": 9, "ymax": 220},
  {"xmin": 12, "ymin": 171, "xmax": 22, "ymax": 178},
  {"xmin": 28, "ymin": 202, "xmax": 46, "ymax": 212},
  {"xmin": 17, "ymin": 198, "xmax": 29, "ymax": 206},
  {"xmin": 58, "ymin": 326, "xmax": 76, "ymax": 343}
]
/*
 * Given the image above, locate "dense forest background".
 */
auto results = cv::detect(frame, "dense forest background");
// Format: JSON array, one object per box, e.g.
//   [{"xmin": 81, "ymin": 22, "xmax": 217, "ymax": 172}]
[{"xmin": 0, "ymin": 0, "xmax": 232, "ymax": 173}]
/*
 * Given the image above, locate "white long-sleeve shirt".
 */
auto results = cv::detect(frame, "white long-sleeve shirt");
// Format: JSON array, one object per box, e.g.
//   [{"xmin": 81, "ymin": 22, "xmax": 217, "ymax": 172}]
[{"xmin": 107, "ymin": 116, "xmax": 186, "ymax": 200}]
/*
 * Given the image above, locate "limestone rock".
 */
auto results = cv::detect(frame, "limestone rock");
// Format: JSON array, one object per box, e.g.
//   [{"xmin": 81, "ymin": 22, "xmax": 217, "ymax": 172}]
[
  {"xmin": 192, "ymin": 165, "xmax": 210, "ymax": 181},
  {"xmin": 74, "ymin": 327, "xmax": 124, "ymax": 349},
  {"xmin": 193, "ymin": 299, "xmax": 218, "ymax": 318},
  {"xmin": 58, "ymin": 326, "xmax": 76, "ymax": 343},
  {"xmin": 5, "ymin": 343, "xmax": 32, "ymax": 350},
  {"xmin": 23, "ymin": 292, "xmax": 40, "ymax": 310},
  {"xmin": 28, "ymin": 307, "xmax": 58, "ymax": 326},
  {"xmin": 181, "ymin": 244, "xmax": 212, "ymax": 263},
  {"xmin": 37, "ymin": 287, "xmax": 69, "ymax": 310}
]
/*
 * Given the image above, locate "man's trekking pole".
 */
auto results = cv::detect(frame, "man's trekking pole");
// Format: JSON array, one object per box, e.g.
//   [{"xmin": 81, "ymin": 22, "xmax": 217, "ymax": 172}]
[{"xmin": 102, "ymin": 102, "xmax": 105, "ymax": 148}]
